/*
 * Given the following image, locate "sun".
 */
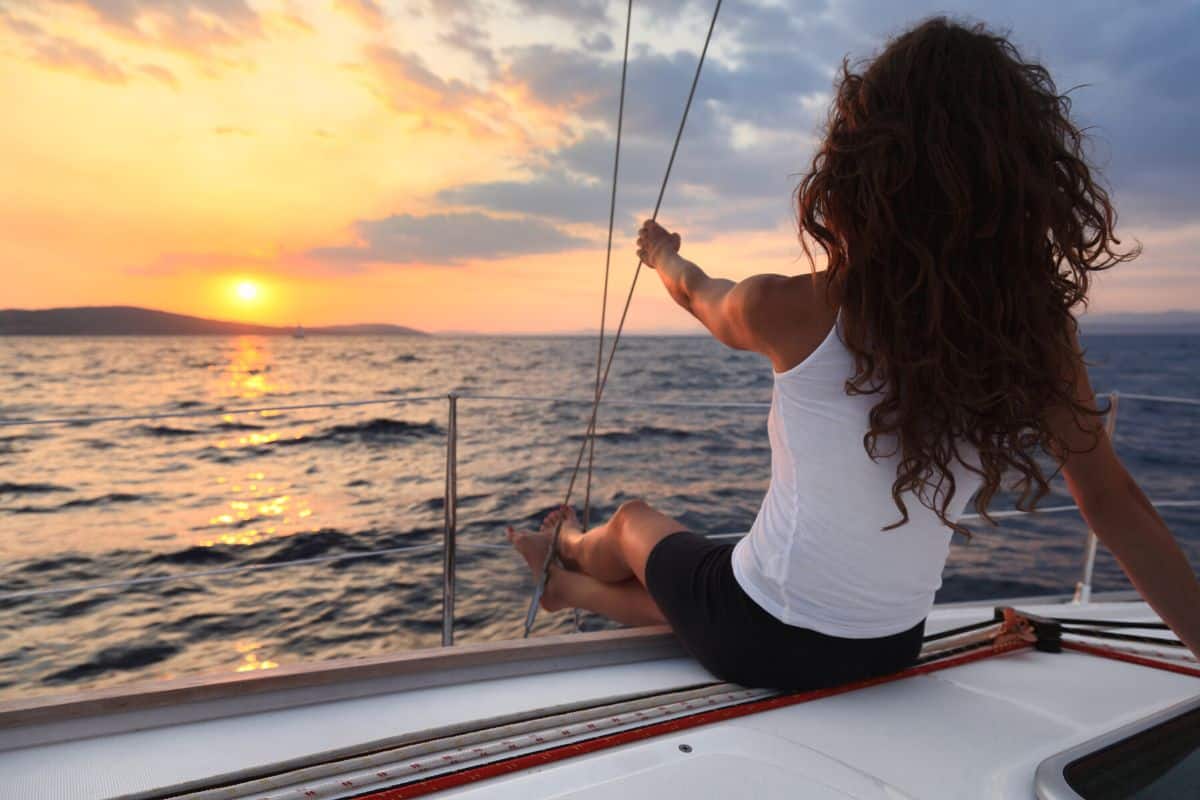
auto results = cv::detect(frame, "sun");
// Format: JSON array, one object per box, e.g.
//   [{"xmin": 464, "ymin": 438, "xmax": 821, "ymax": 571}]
[{"xmin": 234, "ymin": 280, "xmax": 260, "ymax": 302}]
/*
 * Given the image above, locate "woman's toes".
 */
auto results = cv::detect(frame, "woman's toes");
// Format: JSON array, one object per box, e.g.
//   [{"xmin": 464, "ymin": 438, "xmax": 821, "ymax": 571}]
[
  {"xmin": 539, "ymin": 507, "xmax": 561, "ymax": 536},
  {"xmin": 561, "ymin": 505, "xmax": 582, "ymax": 533}
]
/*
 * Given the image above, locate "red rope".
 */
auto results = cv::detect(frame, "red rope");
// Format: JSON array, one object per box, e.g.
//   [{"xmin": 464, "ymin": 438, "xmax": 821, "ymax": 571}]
[
  {"xmin": 361, "ymin": 639, "xmax": 1033, "ymax": 800},
  {"xmin": 1062, "ymin": 640, "xmax": 1200, "ymax": 678}
]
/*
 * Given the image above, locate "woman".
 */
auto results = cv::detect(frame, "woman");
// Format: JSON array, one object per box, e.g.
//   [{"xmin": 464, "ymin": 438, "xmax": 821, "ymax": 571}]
[{"xmin": 507, "ymin": 17, "xmax": 1200, "ymax": 689}]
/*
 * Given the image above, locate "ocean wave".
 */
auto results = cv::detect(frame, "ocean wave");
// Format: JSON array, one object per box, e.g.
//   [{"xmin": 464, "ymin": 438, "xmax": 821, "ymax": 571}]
[
  {"xmin": 0, "ymin": 481, "xmax": 70, "ymax": 495},
  {"xmin": 149, "ymin": 546, "xmax": 236, "ymax": 566},
  {"xmin": 290, "ymin": 418, "xmax": 443, "ymax": 446},
  {"xmin": 43, "ymin": 639, "xmax": 180, "ymax": 685},
  {"xmin": 61, "ymin": 492, "xmax": 147, "ymax": 508},
  {"xmin": 137, "ymin": 424, "xmax": 202, "ymax": 437},
  {"xmin": 2, "ymin": 492, "xmax": 148, "ymax": 514},
  {"xmin": 570, "ymin": 424, "xmax": 699, "ymax": 443},
  {"xmin": 192, "ymin": 417, "xmax": 442, "ymax": 461},
  {"xmin": 212, "ymin": 420, "xmax": 266, "ymax": 431}
]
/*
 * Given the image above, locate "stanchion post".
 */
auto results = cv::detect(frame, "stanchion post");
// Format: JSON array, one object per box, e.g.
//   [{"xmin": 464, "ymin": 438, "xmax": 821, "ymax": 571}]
[
  {"xmin": 1073, "ymin": 390, "xmax": 1120, "ymax": 604},
  {"xmin": 442, "ymin": 393, "xmax": 459, "ymax": 645}
]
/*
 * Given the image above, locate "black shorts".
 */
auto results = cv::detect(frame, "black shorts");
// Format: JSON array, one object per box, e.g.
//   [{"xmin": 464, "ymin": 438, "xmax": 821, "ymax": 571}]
[{"xmin": 644, "ymin": 530, "xmax": 925, "ymax": 690}]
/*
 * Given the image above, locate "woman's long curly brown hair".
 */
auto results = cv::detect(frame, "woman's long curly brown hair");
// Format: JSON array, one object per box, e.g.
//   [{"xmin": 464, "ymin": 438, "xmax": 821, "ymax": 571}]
[{"xmin": 795, "ymin": 17, "xmax": 1139, "ymax": 535}]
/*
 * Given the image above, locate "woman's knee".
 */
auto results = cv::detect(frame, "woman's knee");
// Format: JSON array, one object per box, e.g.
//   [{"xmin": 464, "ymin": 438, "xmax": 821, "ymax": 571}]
[
  {"xmin": 611, "ymin": 498, "xmax": 652, "ymax": 537},
  {"xmin": 614, "ymin": 497, "xmax": 649, "ymax": 519}
]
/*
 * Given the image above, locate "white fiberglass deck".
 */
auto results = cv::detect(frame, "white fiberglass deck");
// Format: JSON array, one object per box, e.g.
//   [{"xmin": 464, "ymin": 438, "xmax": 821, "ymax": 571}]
[{"xmin": 0, "ymin": 596, "xmax": 1196, "ymax": 800}]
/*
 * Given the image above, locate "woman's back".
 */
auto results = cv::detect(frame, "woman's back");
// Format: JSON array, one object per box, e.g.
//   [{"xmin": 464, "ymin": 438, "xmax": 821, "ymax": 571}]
[{"xmin": 732, "ymin": 311, "xmax": 983, "ymax": 638}]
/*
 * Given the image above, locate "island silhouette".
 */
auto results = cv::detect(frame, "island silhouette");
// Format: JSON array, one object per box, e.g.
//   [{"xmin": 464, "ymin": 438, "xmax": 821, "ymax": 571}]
[{"xmin": 0, "ymin": 306, "xmax": 425, "ymax": 336}]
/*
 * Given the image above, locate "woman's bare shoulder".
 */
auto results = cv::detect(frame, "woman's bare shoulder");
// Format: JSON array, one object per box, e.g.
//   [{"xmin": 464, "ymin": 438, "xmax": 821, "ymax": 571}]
[{"xmin": 743, "ymin": 271, "xmax": 839, "ymax": 372}]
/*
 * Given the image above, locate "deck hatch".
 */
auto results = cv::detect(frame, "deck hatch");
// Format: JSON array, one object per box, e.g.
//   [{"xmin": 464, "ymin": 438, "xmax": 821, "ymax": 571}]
[{"xmin": 1035, "ymin": 695, "xmax": 1200, "ymax": 799}]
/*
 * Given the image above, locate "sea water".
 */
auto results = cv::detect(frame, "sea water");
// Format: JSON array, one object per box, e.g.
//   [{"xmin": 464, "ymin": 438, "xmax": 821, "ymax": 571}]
[{"xmin": 0, "ymin": 333, "xmax": 1197, "ymax": 699}]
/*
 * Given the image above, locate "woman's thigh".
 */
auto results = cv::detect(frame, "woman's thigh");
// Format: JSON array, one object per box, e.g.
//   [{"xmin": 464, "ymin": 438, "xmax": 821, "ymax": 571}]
[{"xmin": 610, "ymin": 499, "xmax": 691, "ymax": 586}]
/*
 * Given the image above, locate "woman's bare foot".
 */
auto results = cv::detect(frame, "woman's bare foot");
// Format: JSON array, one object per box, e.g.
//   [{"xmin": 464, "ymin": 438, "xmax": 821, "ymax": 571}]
[
  {"xmin": 540, "ymin": 505, "xmax": 584, "ymax": 571},
  {"xmin": 505, "ymin": 526, "xmax": 568, "ymax": 611}
]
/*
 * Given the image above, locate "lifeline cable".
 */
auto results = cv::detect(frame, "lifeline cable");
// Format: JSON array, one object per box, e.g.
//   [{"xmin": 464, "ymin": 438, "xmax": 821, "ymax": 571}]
[{"xmin": 524, "ymin": 0, "xmax": 724, "ymax": 637}]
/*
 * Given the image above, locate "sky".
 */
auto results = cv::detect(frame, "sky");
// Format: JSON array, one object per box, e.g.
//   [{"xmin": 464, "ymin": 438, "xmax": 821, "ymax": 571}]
[{"xmin": 1, "ymin": 0, "xmax": 1197, "ymax": 333}]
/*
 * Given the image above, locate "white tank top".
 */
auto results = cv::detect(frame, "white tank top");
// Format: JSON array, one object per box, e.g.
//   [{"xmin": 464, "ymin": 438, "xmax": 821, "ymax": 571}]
[{"xmin": 731, "ymin": 311, "xmax": 983, "ymax": 638}]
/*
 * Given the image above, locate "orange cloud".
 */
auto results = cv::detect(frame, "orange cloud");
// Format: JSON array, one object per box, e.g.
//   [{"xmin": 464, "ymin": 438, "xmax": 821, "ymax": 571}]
[
  {"xmin": 334, "ymin": 0, "xmax": 385, "ymax": 28},
  {"xmin": 28, "ymin": 34, "xmax": 127, "ymax": 84},
  {"xmin": 137, "ymin": 62, "xmax": 178, "ymax": 88}
]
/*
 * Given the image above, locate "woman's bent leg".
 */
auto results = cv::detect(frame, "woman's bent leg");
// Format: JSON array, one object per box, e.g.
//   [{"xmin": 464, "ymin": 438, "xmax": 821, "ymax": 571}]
[
  {"xmin": 507, "ymin": 523, "xmax": 667, "ymax": 626},
  {"xmin": 558, "ymin": 499, "xmax": 688, "ymax": 586},
  {"xmin": 545, "ymin": 567, "xmax": 667, "ymax": 627}
]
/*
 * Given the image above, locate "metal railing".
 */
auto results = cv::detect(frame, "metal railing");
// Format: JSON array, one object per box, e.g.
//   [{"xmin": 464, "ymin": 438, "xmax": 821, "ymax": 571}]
[
  {"xmin": 441, "ymin": 388, "xmax": 1200, "ymax": 638},
  {"xmin": 2, "ymin": 389, "xmax": 1199, "ymax": 645}
]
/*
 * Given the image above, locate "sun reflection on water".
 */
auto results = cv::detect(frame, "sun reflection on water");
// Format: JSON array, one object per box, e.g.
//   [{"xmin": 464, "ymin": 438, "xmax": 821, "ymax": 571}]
[
  {"xmin": 224, "ymin": 337, "xmax": 278, "ymax": 400},
  {"xmin": 233, "ymin": 640, "xmax": 279, "ymax": 672},
  {"xmin": 199, "ymin": 471, "xmax": 316, "ymax": 547}
]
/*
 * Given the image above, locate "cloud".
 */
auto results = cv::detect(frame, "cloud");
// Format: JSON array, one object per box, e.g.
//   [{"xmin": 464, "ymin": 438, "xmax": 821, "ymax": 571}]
[
  {"xmin": 438, "ymin": 19, "xmax": 827, "ymax": 233},
  {"xmin": 439, "ymin": 170, "xmax": 620, "ymax": 224},
  {"xmin": 137, "ymin": 62, "xmax": 178, "ymax": 88},
  {"xmin": 334, "ymin": 0, "xmax": 385, "ymax": 28},
  {"xmin": 581, "ymin": 31, "xmax": 612, "ymax": 52},
  {"xmin": 511, "ymin": 0, "xmax": 609, "ymax": 26},
  {"xmin": 357, "ymin": 43, "xmax": 498, "ymax": 133},
  {"xmin": 213, "ymin": 126, "xmax": 253, "ymax": 136},
  {"xmin": 22, "ymin": 0, "xmax": 264, "ymax": 66},
  {"xmin": 427, "ymin": 0, "xmax": 1200, "ymax": 245},
  {"xmin": 438, "ymin": 19, "xmax": 497, "ymax": 75},
  {"xmin": 29, "ymin": 35, "xmax": 127, "ymax": 84},
  {"xmin": 353, "ymin": 42, "xmax": 566, "ymax": 141},
  {"xmin": 305, "ymin": 211, "xmax": 593, "ymax": 268}
]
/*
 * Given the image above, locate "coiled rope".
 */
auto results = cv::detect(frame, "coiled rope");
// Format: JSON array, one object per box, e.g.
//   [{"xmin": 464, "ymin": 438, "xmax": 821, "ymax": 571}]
[{"xmin": 524, "ymin": 0, "xmax": 725, "ymax": 636}]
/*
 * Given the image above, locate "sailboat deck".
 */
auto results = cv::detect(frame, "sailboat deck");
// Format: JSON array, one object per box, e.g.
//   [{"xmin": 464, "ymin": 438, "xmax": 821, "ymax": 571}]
[{"xmin": 0, "ymin": 594, "xmax": 1196, "ymax": 799}]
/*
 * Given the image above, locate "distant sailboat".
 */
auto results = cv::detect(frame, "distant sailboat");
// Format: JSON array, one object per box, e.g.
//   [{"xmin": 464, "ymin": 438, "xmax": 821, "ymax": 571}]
[{"xmin": 293, "ymin": 324, "xmax": 305, "ymax": 339}]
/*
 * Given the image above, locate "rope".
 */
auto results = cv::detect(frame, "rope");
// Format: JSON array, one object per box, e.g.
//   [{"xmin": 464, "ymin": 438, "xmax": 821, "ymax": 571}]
[
  {"xmin": 576, "ymin": 0, "xmax": 633, "ymax": 636},
  {"xmin": 959, "ymin": 498, "xmax": 1200, "ymax": 522},
  {"xmin": 1117, "ymin": 392, "xmax": 1200, "ymax": 407},
  {"xmin": 1049, "ymin": 617, "xmax": 1169, "ymax": 629},
  {"xmin": 458, "ymin": 393, "xmax": 770, "ymax": 409},
  {"xmin": 1058, "ymin": 627, "xmax": 1188, "ymax": 648},
  {"xmin": 1061, "ymin": 637, "xmax": 1197, "ymax": 665},
  {"xmin": 582, "ymin": 0, "xmax": 632, "ymax": 536},
  {"xmin": 523, "ymin": 0, "xmax": 724, "ymax": 637},
  {"xmin": 1062, "ymin": 640, "xmax": 1200, "ymax": 678}
]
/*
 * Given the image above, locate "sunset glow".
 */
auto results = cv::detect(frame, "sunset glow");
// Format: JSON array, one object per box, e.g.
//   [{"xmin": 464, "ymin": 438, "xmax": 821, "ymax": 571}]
[{"xmin": 1, "ymin": 1, "xmax": 1196, "ymax": 331}]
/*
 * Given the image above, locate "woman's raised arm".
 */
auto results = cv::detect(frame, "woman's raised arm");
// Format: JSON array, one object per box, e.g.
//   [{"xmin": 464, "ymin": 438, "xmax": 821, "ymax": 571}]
[{"xmin": 636, "ymin": 219, "xmax": 829, "ymax": 371}]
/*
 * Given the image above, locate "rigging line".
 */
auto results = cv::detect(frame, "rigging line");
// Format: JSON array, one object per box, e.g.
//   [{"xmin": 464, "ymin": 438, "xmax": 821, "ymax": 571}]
[
  {"xmin": 577, "ymin": 0, "xmax": 633, "ymax": 636},
  {"xmin": 0, "ymin": 396, "xmax": 444, "ymax": 428},
  {"xmin": 582, "ymin": 0, "xmax": 633, "ymax": 537},
  {"xmin": 525, "ymin": 0, "xmax": 724, "ymax": 638}
]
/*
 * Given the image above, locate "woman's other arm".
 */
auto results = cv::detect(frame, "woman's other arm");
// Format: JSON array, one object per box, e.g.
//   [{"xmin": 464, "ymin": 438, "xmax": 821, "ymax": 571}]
[{"xmin": 1051, "ymin": 329, "xmax": 1200, "ymax": 657}]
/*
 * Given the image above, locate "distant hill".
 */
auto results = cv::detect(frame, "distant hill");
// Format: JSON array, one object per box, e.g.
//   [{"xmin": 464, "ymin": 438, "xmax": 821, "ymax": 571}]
[
  {"xmin": 0, "ymin": 306, "xmax": 425, "ymax": 336},
  {"xmin": 1079, "ymin": 310, "xmax": 1200, "ymax": 334}
]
